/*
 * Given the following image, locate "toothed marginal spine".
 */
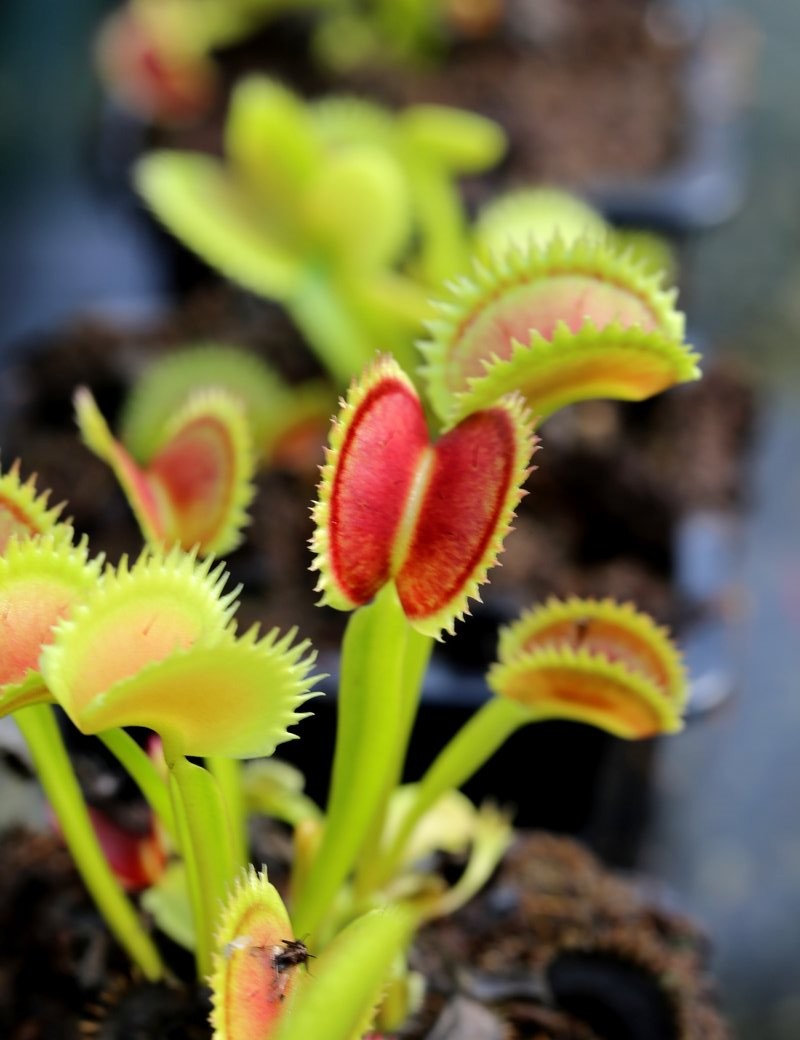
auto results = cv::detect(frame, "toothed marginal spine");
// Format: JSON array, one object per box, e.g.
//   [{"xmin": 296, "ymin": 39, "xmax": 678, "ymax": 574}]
[
  {"xmin": 448, "ymin": 321, "xmax": 701, "ymax": 427},
  {"xmin": 0, "ymin": 460, "xmax": 65, "ymax": 539}
]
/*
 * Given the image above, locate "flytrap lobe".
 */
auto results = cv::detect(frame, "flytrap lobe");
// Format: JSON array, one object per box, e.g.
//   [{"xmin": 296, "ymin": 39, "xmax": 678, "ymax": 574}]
[
  {"xmin": 419, "ymin": 237, "xmax": 700, "ymax": 426},
  {"xmin": 76, "ymin": 386, "xmax": 256, "ymax": 556},
  {"xmin": 39, "ymin": 547, "xmax": 321, "ymax": 759},
  {"xmin": 311, "ymin": 356, "xmax": 537, "ymax": 638},
  {"xmin": 488, "ymin": 597, "xmax": 688, "ymax": 739},
  {"xmin": 0, "ymin": 461, "xmax": 65, "ymax": 552}
]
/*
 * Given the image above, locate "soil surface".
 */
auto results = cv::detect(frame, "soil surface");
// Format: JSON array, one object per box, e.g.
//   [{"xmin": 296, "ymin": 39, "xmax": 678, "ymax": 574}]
[
  {"xmin": 336, "ymin": 0, "xmax": 690, "ymax": 186},
  {"xmin": 0, "ymin": 827, "xmax": 729, "ymax": 1038},
  {"xmin": 161, "ymin": 0, "xmax": 694, "ymax": 190}
]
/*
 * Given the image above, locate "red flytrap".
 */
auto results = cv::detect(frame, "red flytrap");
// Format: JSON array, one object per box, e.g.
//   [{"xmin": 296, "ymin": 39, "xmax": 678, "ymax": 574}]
[{"xmin": 312, "ymin": 357, "xmax": 537, "ymax": 637}]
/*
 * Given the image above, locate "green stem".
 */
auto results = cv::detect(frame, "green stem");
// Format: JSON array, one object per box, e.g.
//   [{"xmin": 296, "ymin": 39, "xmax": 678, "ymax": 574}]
[
  {"xmin": 354, "ymin": 625, "xmax": 432, "ymax": 897},
  {"xmin": 165, "ymin": 750, "xmax": 236, "ymax": 977},
  {"xmin": 405, "ymin": 155, "xmax": 470, "ymax": 285},
  {"xmin": 291, "ymin": 584, "xmax": 410, "ymax": 939},
  {"xmin": 207, "ymin": 755, "xmax": 248, "ymax": 873},
  {"xmin": 390, "ymin": 627, "xmax": 435, "ymax": 794},
  {"xmin": 378, "ymin": 697, "xmax": 530, "ymax": 884},
  {"xmin": 167, "ymin": 769, "xmax": 205, "ymax": 965},
  {"xmin": 288, "ymin": 266, "xmax": 377, "ymax": 386},
  {"xmin": 98, "ymin": 728, "xmax": 176, "ymax": 842},
  {"xmin": 16, "ymin": 705, "xmax": 164, "ymax": 980}
]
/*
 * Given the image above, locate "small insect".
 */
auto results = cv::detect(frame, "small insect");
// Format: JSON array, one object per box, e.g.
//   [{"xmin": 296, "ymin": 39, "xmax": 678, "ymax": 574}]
[
  {"xmin": 222, "ymin": 935, "xmax": 314, "ymax": 1001},
  {"xmin": 573, "ymin": 616, "xmax": 592, "ymax": 647},
  {"xmin": 272, "ymin": 937, "xmax": 314, "ymax": 975},
  {"xmin": 268, "ymin": 938, "xmax": 314, "ymax": 1002}
]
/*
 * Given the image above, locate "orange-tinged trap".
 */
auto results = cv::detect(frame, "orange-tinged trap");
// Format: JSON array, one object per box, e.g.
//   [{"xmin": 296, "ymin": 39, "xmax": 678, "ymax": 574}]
[{"xmin": 488, "ymin": 597, "xmax": 688, "ymax": 739}]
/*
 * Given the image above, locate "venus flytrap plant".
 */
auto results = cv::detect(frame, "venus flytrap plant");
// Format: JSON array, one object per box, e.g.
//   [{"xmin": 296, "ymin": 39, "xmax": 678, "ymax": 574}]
[
  {"xmin": 291, "ymin": 355, "xmax": 536, "ymax": 943},
  {"xmin": 489, "ymin": 597, "xmax": 688, "ymax": 735},
  {"xmin": 376, "ymin": 597, "xmax": 688, "ymax": 893},
  {"xmin": 310, "ymin": 356, "xmax": 535, "ymax": 635},
  {"xmin": 211, "ymin": 867, "xmax": 416, "ymax": 1040},
  {"xmin": 0, "ymin": 345, "xmax": 696, "ymax": 1035},
  {"xmin": 96, "ymin": 0, "xmax": 322, "ymax": 124},
  {"xmin": 76, "ymin": 343, "xmax": 336, "ymax": 553},
  {"xmin": 96, "ymin": 0, "xmax": 220, "ymax": 124},
  {"xmin": 136, "ymin": 77, "xmax": 427, "ymax": 383},
  {"xmin": 75, "ymin": 384, "xmax": 256, "ymax": 556}
]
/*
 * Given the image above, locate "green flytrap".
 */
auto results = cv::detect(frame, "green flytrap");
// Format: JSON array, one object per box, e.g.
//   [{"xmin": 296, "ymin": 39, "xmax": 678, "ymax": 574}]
[{"xmin": 136, "ymin": 77, "xmax": 431, "ymax": 383}]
